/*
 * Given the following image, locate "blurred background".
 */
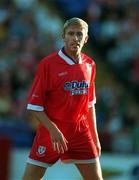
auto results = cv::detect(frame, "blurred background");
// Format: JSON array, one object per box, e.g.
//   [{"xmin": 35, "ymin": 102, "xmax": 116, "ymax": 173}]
[{"xmin": 0, "ymin": 0, "xmax": 139, "ymax": 179}]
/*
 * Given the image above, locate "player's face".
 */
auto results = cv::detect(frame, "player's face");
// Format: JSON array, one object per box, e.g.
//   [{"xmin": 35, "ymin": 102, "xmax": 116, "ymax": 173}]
[{"xmin": 62, "ymin": 25, "xmax": 88, "ymax": 53}]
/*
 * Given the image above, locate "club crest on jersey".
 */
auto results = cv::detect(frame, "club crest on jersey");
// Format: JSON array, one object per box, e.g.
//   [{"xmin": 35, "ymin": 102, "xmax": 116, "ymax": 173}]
[
  {"xmin": 36, "ymin": 146, "xmax": 46, "ymax": 157},
  {"xmin": 64, "ymin": 80, "xmax": 89, "ymax": 95}
]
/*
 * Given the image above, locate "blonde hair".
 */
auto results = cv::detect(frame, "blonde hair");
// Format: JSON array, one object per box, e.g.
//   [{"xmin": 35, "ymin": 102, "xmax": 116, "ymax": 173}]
[{"xmin": 63, "ymin": 17, "xmax": 88, "ymax": 35}]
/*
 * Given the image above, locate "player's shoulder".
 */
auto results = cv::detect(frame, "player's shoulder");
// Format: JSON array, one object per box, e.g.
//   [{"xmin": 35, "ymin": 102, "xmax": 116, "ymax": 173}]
[
  {"xmin": 35, "ymin": 52, "xmax": 58, "ymax": 73},
  {"xmin": 37, "ymin": 52, "xmax": 59, "ymax": 68},
  {"xmin": 82, "ymin": 53, "xmax": 96, "ymax": 65},
  {"xmin": 41, "ymin": 52, "xmax": 58, "ymax": 64}
]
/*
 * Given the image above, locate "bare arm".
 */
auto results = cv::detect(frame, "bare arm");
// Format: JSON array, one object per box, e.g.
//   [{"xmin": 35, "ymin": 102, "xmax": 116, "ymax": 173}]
[
  {"xmin": 87, "ymin": 105, "xmax": 101, "ymax": 156},
  {"xmin": 28, "ymin": 110, "xmax": 68, "ymax": 154}
]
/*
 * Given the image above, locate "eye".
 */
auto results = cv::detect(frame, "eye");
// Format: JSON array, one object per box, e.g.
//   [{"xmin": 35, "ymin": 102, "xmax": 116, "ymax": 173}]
[
  {"xmin": 77, "ymin": 32, "xmax": 83, "ymax": 37},
  {"xmin": 67, "ymin": 31, "xmax": 74, "ymax": 36}
]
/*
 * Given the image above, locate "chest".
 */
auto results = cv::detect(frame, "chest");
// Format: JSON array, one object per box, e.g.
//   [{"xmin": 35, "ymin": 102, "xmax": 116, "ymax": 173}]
[{"xmin": 50, "ymin": 63, "xmax": 92, "ymax": 89}]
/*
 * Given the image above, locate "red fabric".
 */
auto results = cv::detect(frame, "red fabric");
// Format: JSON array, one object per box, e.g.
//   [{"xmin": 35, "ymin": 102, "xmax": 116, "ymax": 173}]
[
  {"xmin": 29, "ymin": 120, "xmax": 98, "ymax": 163},
  {"xmin": 27, "ymin": 51, "xmax": 96, "ymax": 123}
]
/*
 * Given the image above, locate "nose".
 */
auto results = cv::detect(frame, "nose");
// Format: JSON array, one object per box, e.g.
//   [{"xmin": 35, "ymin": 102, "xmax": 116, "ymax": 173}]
[{"xmin": 73, "ymin": 34, "xmax": 78, "ymax": 41}]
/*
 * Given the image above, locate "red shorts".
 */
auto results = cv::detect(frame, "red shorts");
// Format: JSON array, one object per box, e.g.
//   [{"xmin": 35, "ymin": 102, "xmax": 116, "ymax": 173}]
[{"xmin": 27, "ymin": 120, "xmax": 98, "ymax": 167}]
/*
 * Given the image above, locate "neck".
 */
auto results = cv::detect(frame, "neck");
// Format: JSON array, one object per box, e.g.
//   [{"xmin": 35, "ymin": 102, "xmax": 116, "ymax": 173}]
[{"xmin": 63, "ymin": 47, "xmax": 81, "ymax": 63}]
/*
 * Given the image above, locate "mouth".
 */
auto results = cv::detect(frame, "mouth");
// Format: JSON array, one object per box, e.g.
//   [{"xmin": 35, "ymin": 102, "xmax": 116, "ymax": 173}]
[{"xmin": 71, "ymin": 43, "xmax": 80, "ymax": 47}]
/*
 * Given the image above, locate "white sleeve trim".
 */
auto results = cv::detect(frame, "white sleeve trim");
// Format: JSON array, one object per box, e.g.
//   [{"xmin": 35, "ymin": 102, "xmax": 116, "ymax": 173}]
[
  {"xmin": 27, "ymin": 104, "xmax": 44, "ymax": 111},
  {"xmin": 88, "ymin": 99, "xmax": 96, "ymax": 108}
]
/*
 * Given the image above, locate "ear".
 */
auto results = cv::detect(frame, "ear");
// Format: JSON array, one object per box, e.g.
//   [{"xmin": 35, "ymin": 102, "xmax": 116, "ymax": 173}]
[
  {"xmin": 84, "ymin": 35, "xmax": 89, "ymax": 44},
  {"xmin": 62, "ymin": 33, "xmax": 65, "ymax": 39}
]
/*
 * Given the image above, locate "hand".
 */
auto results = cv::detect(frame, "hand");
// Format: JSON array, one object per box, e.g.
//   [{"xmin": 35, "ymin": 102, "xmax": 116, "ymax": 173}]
[{"xmin": 48, "ymin": 123, "xmax": 68, "ymax": 154}]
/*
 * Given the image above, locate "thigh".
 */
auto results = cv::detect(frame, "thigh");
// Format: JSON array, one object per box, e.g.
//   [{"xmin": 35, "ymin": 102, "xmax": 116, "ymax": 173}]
[
  {"xmin": 61, "ymin": 120, "xmax": 98, "ymax": 162},
  {"xmin": 75, "ymin": 159, "xmax": 103, "ymax": 180},
  {"xmin": 22, "ymin": 163, "xmax": 46, "ymax": 180}
]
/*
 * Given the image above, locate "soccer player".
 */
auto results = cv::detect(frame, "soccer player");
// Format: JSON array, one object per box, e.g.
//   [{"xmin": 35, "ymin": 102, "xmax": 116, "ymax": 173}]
[{"xmin": 23, "ymin": 17, "xmax": 103, "ymax": 180}]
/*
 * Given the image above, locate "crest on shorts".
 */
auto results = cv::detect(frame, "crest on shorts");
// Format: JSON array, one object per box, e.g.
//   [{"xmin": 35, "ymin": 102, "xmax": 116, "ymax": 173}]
[{"xmin": 37, "ymin": 145, "xmax": 46, "ymax": 157}]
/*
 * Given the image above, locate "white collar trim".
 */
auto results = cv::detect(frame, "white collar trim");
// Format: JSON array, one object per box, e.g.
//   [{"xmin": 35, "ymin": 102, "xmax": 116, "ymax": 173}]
[{"xmin": 58, "ymin": 50, "xmax": 82, "ymax": 65}]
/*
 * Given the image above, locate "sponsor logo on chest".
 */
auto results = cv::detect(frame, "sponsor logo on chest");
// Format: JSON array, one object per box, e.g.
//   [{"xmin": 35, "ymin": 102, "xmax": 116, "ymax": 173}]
[{"xmin": 64, "ymin": 80, "xmax": 89, "ymax": 95}]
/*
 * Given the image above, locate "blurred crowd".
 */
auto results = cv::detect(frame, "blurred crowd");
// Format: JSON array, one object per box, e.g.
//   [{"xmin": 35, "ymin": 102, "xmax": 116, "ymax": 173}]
[
  {"xmin": 0, "ymin": 0, "xmax": 63, "ymax": 147},
  {"xmin": 0, "ymin": 0, "xmax": 139, "ymax": 153}
]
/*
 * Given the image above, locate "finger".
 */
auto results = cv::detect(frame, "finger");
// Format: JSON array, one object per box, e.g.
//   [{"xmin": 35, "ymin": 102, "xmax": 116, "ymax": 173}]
[
  {"xmin": 63, "ymin": 142, "xmax": 68, "ymax": 151},
  {"xmin": 56, "ymin": 142, "xmax": 60, "ymax": 154},
  {"xmin": 53, "ymin": 142, "xmax": 61, "ymax": 153},
  {"xmin": 53, "ymin": 142, "xmax": 56, "ymax": 151},
  {"xmin": 60, "ymin": 139, "xmax": 68, "ymax": 151},
  {"xmin": 58, "ymin": 143, "xmax": 64, "ymax": 154},
  {"xmin": 60, "ymin": 146, "xmax": 64, "ymax": 154},
  {"xmin": 64, "ymin": 137, "xmax": 68, "ymax": 143},
  {"xmin": 57, "ymin": 134, "xmax": 68, "ymax": 151}
]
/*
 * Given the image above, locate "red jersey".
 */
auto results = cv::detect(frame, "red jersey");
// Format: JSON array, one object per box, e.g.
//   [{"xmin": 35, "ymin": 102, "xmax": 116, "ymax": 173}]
[{"xmin": 27, "ymin": 49, "xmax": 96, "ymax": 124}]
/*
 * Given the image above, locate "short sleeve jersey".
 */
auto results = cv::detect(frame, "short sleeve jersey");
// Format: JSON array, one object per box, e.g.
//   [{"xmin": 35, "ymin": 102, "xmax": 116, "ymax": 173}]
[{"xmin": 27, "ymin": 49, "xmax": 96, "ymax": 123}]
